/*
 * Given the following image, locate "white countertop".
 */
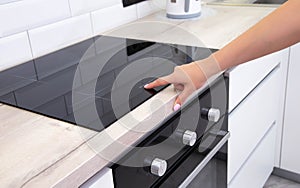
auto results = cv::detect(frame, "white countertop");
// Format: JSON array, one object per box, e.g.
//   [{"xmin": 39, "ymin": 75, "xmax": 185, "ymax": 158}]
[
  {"xmin": 0, "ymin": 4, "xmax": 277, "ymax": 188},
  {"xmin": 106, "ymin": 4, "xmax": 275, "ymax": 49}
]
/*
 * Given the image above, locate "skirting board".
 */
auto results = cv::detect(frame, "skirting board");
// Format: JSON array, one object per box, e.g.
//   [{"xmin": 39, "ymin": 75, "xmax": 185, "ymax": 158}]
[{"xmin": 273, "ymin": 167, "xmax": 300, "ymax": 183}]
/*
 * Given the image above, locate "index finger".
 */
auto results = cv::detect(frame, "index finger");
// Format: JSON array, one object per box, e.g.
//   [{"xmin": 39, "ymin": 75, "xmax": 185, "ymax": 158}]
[{"xmin": 144, "ymin": 77, "xmax": 170, "ymax": 89}]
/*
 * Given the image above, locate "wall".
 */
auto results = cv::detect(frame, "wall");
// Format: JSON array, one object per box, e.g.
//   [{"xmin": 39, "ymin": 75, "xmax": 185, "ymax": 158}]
[{"xmin": 0, "ymin": 0, "xmax": 160, "ymax": 71}]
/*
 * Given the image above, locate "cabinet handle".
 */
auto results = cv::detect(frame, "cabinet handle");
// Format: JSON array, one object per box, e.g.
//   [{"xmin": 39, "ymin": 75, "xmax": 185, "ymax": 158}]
[{"xmin": 179, "ymin": 132, "xmax": 230, "ymax": 188}]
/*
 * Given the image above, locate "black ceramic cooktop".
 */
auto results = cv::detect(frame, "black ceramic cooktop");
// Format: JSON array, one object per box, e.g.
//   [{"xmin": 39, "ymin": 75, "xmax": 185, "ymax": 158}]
[
  {"xmin": 253, "ymin": 0, "xmax": 287, "ymax": 4},
  {"xmin": 0, "ymin": 35, "xmax": 215, "ymax": 131}
]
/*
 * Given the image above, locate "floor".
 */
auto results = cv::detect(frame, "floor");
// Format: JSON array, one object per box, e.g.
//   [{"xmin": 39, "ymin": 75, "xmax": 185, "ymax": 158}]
[{"xmin": 264, "ymin": 175, "xmax": 300, "ymax": 188}]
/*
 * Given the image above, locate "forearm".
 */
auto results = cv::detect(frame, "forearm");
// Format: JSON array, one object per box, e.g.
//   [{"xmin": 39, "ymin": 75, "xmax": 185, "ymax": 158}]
[
  {"xmin": 146, "ymin": 0, "xmax": 300, "ymax": 107},
  {"xmin": 212, "ymin": 0, "xmax": 300, "ymax": 71}
]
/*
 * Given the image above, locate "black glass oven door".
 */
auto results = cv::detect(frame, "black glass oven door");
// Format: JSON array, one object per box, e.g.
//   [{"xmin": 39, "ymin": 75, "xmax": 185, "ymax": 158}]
[{"xmin": 158, "ymin": 130, "xmax": 230, "ymax": 188}]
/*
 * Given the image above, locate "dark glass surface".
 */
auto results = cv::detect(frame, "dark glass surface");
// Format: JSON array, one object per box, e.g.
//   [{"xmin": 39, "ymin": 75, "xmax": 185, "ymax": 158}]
[
  {"xmin": 253, "ymin": 0, "xmax": 287, "ymax": 4},
  {"xmin": 122, "ymin": 0, "xmax": 147, "ymax": 7},
  {"xmin": 0, "ymin": 35, "xmax": 215, "ymax": 131},
  {"xmin": 112, "ymin": 76, "xmax": 229, "ymax": 188}
]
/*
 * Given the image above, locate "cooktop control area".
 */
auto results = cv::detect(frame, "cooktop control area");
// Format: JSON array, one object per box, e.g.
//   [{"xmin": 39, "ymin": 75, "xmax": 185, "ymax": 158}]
[{"xmin": 0, "ymin": 35, "xmax": 215, "ymax": 131}]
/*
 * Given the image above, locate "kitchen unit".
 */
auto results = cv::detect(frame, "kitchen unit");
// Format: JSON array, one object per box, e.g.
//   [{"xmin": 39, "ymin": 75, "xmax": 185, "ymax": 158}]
[
  {"xmin": 280, "ymin": 43, "xmax": 300, "ymax": 179},
  {"xmin": 0, "ymin": 1, "xmax": 297, "ymax": 188},
  {"xmin": 227, "ymin": 50, "xmax": 286, "ymax": 187}
]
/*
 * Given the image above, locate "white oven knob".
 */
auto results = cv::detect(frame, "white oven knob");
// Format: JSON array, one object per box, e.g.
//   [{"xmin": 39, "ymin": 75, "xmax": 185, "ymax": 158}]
[
  {"xmin": 202, "ymin": 108, "xmax": 221, "ymax": 122},
  {"xmin": 151, "ymin": 158, "xmax": 167, "ymax": 177},
  {"xmin": 208, "ymin": 108, "xmax": 221, "ymax": 122},
  {"xmin": 182, "ymin": 130, "xmax": 197, "ymax": 146}
]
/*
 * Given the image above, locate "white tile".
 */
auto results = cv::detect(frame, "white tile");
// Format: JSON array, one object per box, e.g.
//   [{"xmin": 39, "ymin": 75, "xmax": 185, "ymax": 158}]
[
  {"xmin": 0, "ymin": 0, "xmax": 70, "ymax": 37},
  {"xmin": 0, "ymin": 0, "xmax": 20, "ymax": 5},
  {"xmin": 69, "ymin": 0, "xmax": 120, "ymax": 16},
  {"xmin": 28, "ymin": 14, "xmax": 93, "ymax": 58},
  {"xmin": 0, "ymin": 32, "xmax": 32, "ymax": 71},
  {"xmin": 137, "ymin": 1, "xmax": 161, "ymax": 18},
  {"xmin": 91, "ymin": 3, "xmax": 138, "ymax": 34}
]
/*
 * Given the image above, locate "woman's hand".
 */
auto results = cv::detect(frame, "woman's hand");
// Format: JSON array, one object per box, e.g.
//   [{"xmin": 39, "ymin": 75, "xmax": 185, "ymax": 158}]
[{"xmin": 144, "ymin": 56, "xmax": 221, "ymax": 111}]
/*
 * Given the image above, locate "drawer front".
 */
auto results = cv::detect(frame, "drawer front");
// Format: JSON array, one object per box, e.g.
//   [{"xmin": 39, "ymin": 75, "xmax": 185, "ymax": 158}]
[
  {"xmin": 227, "ymin": 51, "xmax": 282, "ymax": 112},
  {"xmin": 228, "ymin": 124, "xmax": 276, "ymax": 188},
  {"xmin": 228, "ymin": 67, "xmax": 280, "ymax": 181},
  {"xmin": 280, "ymin": 43, "xmax": 300, "ymax": 174}
]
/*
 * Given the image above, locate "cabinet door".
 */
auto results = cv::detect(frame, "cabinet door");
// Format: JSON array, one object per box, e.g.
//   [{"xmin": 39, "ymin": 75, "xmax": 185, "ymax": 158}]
[
  {"xmin": 274, "ymin": 48, "xmax": 290, "ymax": 167},
  {"xmin": 80, "ymin": 168, "xmax": 114, "ymax": 188},
  {"xmin": 228, "ymin": 66, "xmax": 280, "ymax": 182},
  {"xmin": 281, "ymin": 43, "xmax": 300, "ymax": 174},
  {"xmin": 228, "ymin": 124, "xmax": 276, "ymax": 188},
  {"xmin": 227, "ymin": 51, "xmax": 281, "ymax": 112}
]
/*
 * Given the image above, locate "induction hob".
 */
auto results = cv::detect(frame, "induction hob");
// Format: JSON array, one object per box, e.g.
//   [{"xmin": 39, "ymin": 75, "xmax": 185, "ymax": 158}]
[
  {"xmin": 0, "ymin": 35, "xmax": 215, "ymax": 131},
  {"xmin": 253, "ymin": 0, "xmax": 287, "ymax": 4}
]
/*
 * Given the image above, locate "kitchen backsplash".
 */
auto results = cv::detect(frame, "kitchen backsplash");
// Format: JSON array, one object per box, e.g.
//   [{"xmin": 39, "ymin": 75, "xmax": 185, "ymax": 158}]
[{"xmin": 0, "ymin": 0, "xmax": 160, "ymax": 71}]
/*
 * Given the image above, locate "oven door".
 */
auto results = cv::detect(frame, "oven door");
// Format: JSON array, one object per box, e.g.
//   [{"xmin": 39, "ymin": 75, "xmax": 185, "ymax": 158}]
[{"xmin": 156, "ymin": 129, "xmax": 230, "ymax": 188}]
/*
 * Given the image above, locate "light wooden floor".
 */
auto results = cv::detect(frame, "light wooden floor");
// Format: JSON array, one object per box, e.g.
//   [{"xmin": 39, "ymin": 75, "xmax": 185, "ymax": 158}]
[{"xmin": 264, "ymin": 175, "xmax": 300, "ymax": 188}]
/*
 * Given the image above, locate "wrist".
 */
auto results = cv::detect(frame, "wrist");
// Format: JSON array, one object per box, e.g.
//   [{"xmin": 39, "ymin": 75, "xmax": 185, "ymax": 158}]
[{"xmin": 193, "ymin": 55, "xmax": 222, "ymax": 81}]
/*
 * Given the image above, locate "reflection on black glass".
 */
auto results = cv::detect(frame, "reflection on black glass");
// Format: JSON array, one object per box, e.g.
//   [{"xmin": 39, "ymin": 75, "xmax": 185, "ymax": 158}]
[{"xmin": 0, "ymin": 35, "xmax": 214, "ymax": 132}]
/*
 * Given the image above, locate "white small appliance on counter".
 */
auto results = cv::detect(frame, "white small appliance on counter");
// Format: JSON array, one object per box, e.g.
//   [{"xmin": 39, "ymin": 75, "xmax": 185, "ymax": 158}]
[{"xmin": 166, "ymin": 0, "xmax": 202, "ymax": 19}]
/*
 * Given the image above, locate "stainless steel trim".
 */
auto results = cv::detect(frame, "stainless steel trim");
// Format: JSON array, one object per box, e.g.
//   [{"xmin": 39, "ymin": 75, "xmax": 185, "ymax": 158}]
[{"xmin": 179, "ymin": 132, "xmax": 230, "ymax": 188}]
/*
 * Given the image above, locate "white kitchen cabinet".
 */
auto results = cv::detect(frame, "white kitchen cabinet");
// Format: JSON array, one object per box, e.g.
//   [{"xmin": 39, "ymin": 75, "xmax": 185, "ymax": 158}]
[
  {"xmin": 228, "ymin": 124, "xmax": 277, "ymax": 188},
  {"xmin": 227, "ymin": 49, "xmax": 285, "ymax": 185},
  {"xmin": 80, "ymin": 167, "xmax": 114, "ymax": 188},
  {"xmin": 228, "ymin": 66, "xmax": 280, "ymax": 182},
  {"xmin": 281, "ymin": 42, "xmax": 300, "ymax": 174},
  {"xmin": 274, "ymin": 48, "xmax": 290, "ymax": 167},
  {"xmin": 227, "ymin": 51, "xmax": 282, "ymax": 112}
]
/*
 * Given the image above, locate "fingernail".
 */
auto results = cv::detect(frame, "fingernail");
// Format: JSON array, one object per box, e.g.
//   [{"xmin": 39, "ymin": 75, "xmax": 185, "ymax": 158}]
[
  {"xmin": 144, "ymin": 84, "xmax": 149, "ymax": 89},
  {"xmin": 173, "ymin": 104, "xmax": 181, "ymax": 111}
]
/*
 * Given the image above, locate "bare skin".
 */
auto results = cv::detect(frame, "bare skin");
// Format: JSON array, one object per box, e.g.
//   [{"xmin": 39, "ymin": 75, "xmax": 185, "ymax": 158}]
[{"xmin": 145, "ymin": 0, "xmax": 300, "ymax": 111}]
